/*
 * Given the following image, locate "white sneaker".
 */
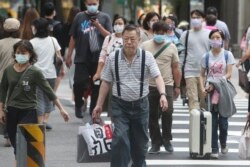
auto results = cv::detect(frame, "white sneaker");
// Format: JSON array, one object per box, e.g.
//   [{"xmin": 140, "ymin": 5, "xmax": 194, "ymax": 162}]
[
  {"xmin": 210, "ymin": 153, "xmax": 219, "ymax": 159},
  {"xmin": 221, "ymin": 146, "xmax": 228, "ymax": 154}
]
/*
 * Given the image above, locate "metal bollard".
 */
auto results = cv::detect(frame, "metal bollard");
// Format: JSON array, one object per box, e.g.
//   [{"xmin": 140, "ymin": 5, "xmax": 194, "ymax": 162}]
[{"xmin": 16, "ymin": 124, "xmax": 45, "ymax": 167}]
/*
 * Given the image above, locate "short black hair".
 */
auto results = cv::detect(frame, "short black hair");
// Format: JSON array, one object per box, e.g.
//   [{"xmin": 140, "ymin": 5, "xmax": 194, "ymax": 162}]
[
  {"xmin": 206, "ymin": 6, "xmax": 218, "ymax": 16},
  {"xmin": 209, "ymin": 29, "xmax": 225, "ymax": 40},
  {"xmin": 190, "ymin": 9, "xmax": 205, "ymax": 18},
  {"xmin": 206, "ymin": 14, "xmax": 217, "ymax": 26},
  {"xmin": 44, "ymin": 2, "xmax": 55, "ymax": 16},
  {"xmin": 152, "ymin": 21, "xmax": 169, "ymax": 33},
  {"xmin": 13, "ymin": 40, "xmax": 38, "ymax": 64},
  {"xmin": 122, "ymin": 24, "xmax": 140, "ymax": 37},
  {"xmin": 112, "ymin": 15, "xmax": 127, "ymax": 27},
  {"xmin": 142, "ymin": 12, "xmax": 160, "ymax": 30},
  {"xmin": 163, "ymin": 15, "xmax": 178, "ymax": 25},
  {"xmin": 32, "ymin": 18, "xmax": 49, "ymax": 38}
]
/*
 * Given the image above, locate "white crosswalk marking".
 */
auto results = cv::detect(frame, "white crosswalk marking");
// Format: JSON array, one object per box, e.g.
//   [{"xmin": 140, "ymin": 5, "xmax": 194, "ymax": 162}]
[{"xmin": 101, "ymin": 98, "xmax": 250, "ymax": 166}]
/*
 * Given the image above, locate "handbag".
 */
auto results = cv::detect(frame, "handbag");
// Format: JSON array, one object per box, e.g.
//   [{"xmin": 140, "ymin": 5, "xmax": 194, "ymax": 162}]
[
  {"xmin": 51, "ymin": 37, "xmax": 63, "ymax": 67},
  {"xmin": 239, "ymin": 120, "xmax": 250, "ymax": 159},
  {"xmin": 238, "ymin": 65, "xmax": 249, "ymax": 93}
]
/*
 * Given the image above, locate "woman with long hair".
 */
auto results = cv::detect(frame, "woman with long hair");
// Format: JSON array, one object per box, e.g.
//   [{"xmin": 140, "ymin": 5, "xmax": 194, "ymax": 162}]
[{"xmin": 20, "ymin": 7, "xmax": 40, "ymax": 40}]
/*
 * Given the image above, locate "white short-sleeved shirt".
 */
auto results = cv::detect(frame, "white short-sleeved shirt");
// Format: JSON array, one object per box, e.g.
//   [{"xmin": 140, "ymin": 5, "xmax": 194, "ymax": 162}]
[
  {"xmin": 30, "ymin": 36, "xmax": 61, "ymax": 79},
  {"xmin": 200, "ymin": 49, "xmax": 235, "ymax": 79}
]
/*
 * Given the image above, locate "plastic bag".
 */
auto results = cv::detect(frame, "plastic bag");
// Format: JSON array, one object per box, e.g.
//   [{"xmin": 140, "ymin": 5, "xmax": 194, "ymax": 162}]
[
  {"xmin": 239, "ymin": 121, "xmax": 250, "ymax": 159},
  {"xmin": 79, "ymin": 123, "xmax": 113, "ymax": 156}
]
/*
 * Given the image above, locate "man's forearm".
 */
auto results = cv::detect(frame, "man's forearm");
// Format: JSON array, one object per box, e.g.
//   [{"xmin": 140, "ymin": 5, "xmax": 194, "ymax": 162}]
[
  {"xmin": 155, "ymin": 75, "xmax": 166, "ymax": 94},
  {"xmin": 172, "ymin": 63, "xmax": 181, "ymax": 87},
  {"xmin": 96, "ymin": 80, "xmax": 110, "ymax": 107},
  {"xmin": 96, "ymin": 24, "xmax": 110, "ymax": 37},
  {"xmin": 67, "ymin": 36, "xmax": 75, "ymax": 59}
]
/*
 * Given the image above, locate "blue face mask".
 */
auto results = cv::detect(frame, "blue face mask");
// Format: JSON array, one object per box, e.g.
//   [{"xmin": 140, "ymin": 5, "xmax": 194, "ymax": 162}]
[
  {"xmin": 15, "ymin": 54, "xmax": 29, "ymax": 64},
  {"xmin": 87, "ymin": 5, "xmax": 98, "ymax": 13},
  {"xmin": 153, "ymin": 34, "xmax": 166, "ymax": 43}
]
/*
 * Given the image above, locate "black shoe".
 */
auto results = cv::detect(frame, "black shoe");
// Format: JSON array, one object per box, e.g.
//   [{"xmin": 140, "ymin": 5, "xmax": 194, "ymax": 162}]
[
  {"xmin": 44, "ymin": 123, "xmax": 53, "ymax": 130},
  {"xmin": 163, "ymin": 140, "xmax": 174, "ymax": 153},
  {"xmin": 75, "ymin": 107, "xmax": 83, "ymax": 118},
  {"xmin": 148, "ymin": 144, "xmax": 160, "ymax": 154}
]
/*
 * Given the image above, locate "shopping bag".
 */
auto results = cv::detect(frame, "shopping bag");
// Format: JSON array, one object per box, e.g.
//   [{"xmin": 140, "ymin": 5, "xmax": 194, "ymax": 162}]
[
  {"xmin": 238, "ymin": 66, "xmax": 249, "ymax": 93},
  {"xmin": 76, "ymin": 132, "xmax": 111, "ymax": 163},
  {"xmin": 79, "ymin": 123, "xmax": 113, "ymax": 156},
  {"xmin": 239, "ymin": 120, "xmax": 250, "ymax": 159}
]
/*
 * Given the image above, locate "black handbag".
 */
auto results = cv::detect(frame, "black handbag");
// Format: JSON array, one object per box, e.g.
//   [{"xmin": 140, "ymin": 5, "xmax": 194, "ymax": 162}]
[{"xmin": 238, "ymin": 65, "xmax": 250, "ymax": 93}]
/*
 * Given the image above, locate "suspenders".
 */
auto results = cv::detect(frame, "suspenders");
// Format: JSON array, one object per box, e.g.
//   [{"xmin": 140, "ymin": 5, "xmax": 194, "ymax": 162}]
[{"xmin": 114, "ymin": 49, "xmax": 146, "ymax": 98}]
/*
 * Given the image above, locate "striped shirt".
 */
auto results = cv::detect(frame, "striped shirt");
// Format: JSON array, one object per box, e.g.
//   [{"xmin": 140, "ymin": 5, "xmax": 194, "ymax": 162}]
[{"xmin": 101, "ymin": 48, "xmax": 161, "ymax": 101}]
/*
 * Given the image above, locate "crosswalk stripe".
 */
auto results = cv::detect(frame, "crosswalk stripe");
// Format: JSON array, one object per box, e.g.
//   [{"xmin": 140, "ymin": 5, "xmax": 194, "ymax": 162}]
[
  {"xmin": 98, "ymin": 98, "xmax": 249, "ymax": 165},
  {"xmin": 154, "ymin": 147, "xmax": 239, "ymax": 153},
  {"xmin": 146, "ymin": 160, "xmax": 250, "ymax": 166}
]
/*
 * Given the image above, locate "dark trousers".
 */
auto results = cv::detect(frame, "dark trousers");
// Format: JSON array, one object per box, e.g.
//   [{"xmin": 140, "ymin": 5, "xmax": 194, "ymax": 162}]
[
  {"xmin": 148, "ymin": 85, "xmax": 174, "ymax": 146},
  {"xmin": 73, "ymin": 63, "xmax": 99, "ymax": 114},
  {"xmin": 111, "ymin": 96, "xmax": 149, "ymax": 167},
  {"xmin": 6, "ymin": 106, "xmax": 38, "ymax": 154}
]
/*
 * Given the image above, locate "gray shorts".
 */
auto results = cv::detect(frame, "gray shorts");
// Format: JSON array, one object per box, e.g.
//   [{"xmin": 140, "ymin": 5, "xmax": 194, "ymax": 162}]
[{"xmin": 36, "ymin": 78, "xmax": 56, "ymax": 116}]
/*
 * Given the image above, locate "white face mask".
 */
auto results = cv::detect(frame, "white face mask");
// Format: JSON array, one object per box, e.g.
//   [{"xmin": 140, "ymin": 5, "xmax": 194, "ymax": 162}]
[
  {"xmin": 148, "ymin": 21, "xmax": 155, "ymax": 29},
  {"xmin": 113, "ymin": 25, "xmax": 124, "ymax": 33}
]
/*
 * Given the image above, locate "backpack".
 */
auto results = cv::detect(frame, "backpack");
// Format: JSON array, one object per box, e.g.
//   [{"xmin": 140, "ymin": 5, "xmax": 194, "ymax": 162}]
[{"xmin": 48, "ymin": 20, "xmax": 61, "ymax": 36}]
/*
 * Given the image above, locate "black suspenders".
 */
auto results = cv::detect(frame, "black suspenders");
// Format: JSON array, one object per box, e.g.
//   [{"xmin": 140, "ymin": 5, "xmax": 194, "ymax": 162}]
[{"xmin": 115, "ymin": 49, "xmax": 146, "ymax": 98}]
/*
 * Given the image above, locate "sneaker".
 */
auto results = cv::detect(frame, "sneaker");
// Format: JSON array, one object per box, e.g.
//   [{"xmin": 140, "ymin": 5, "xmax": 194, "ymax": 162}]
[
  {"xmin": 163, "ymin": 140, "xmax": 174, "ymax": 153},
  {"xmin": 221, "ymin": 146, "xmax": 228, "ymax": 154},
  {"xmin": 44, "ymin": 123, "xmax": 52, "ymax": 130},
  {"xmin": 148, "ymin": 144, "xmax": 160, "ymax": 154},
  {"xmin": 4, "ymin": 138, "xmax": 11, "ymax": 147},
  {"xmin": 210, "ymin": 152, "xmax": 219, "ymax": 159}
]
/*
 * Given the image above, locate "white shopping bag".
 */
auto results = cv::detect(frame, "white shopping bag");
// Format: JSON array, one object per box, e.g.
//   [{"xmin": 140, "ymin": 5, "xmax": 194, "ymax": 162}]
[
  {"xmin": 239, "ymin": 121, "xmax": 250, "ymax": 160},
  {"xmin": 79, "ymin": 123, "xmax": 113, "ymax": 156}
]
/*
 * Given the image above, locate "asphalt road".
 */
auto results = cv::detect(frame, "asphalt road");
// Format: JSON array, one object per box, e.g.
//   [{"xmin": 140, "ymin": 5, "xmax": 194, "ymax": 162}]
[{"xmin": 0, "ymin": 62, "xmax": 249, "ymax": 167}]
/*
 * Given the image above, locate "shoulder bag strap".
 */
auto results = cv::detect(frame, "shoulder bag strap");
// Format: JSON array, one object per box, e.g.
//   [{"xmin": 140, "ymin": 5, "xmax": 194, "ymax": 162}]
[
  {"xmin": 154, "ymin": 42, "xmax": 171, "ymax": 59},
  {"xmin": 8, "ymin": 66, "xmax": 32, "ymax": 102},
  {"xmin": 140, "ymin": 50, "xmax": 146, "ymax": 97},
  {"xmin": 182, "ymin": 30, "xmax": 189, "ymax": 75},
  {"xmin": 50, "ymin": 37, "xmax": 56, "ymax": 53},
  {"xmin": 205, "ymin": 52, "xmax": 210, "ymax": 75},
  {"xmin": 115, "ymin": 50, "xmax": 121, "ymax": 97}
]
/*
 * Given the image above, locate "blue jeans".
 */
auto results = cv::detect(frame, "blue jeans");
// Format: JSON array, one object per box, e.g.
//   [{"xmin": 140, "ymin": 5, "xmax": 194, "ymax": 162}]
[
  {"xmin": 111, "ymin": 96, "xmax": 149, "ymax": 167},
  {"xmin": 211, "ymin": 105, "xmax": 228, "ymax": 153}
]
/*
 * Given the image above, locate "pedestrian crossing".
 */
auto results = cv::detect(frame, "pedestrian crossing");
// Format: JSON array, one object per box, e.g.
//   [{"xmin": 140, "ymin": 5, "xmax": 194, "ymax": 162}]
[{"xmin": 100, "ymin": 98, "xmax": 250, "ymax": 167}]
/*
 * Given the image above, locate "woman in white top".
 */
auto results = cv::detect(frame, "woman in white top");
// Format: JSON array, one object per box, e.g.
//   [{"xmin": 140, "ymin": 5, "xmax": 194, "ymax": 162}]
[
  {"xmin": 200, "ymin": 29, "xmax": 235, "ymax": 159},
  {"xmin": 93, "ymin": 16, "xmax": 126, "ymax": 81},
  {"xmin": 140, "ymin": 12, "xmax": 160, "ymax": 43},
  {"xmin": 30, "ymin": 18, "xmax": 62, "ymax": 129}
]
